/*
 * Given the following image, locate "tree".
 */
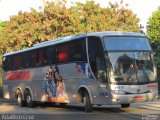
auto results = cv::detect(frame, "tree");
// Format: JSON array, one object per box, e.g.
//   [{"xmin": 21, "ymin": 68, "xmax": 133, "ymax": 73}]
[
  {"xmin": 0, "ymin": 0, "xmax": 140, "ymax": 54},
  {"xmin": 0, "ymin": 21, "xmax": 6, "ymax": 91},
  {"xmin": 147, "ymin": 7, "xmax": 160, "ymax": 75},
  {"xmin": 0, "ymin": 21, "xmax": 6, "ymax": 36}
]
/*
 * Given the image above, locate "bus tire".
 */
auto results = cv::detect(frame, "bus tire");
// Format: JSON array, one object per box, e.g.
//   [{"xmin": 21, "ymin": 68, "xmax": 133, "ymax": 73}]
[
  {"xmin": 121, "ymin": 104, "xmax": 130, "ymax": 108},
  {"xmin": 16, "ymin": 90, "xmax": 25, "ymax": 107},
  {"xmin": 83, "ymin": 91, "xmax": 93, "ymax": 112},
  {"xmin": 25, "ymin": 91, "xmax": 35, "ymax": 108}
]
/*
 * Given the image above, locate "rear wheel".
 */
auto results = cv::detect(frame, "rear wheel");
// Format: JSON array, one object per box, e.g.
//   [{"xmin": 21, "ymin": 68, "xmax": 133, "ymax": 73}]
[
  {"xmin": 121, "ymin": 104, "xmax": 130, "ymax": 108},
  {"xmin": 25, "ymin": 91, "xmax": 35, "ymax": 108},
  {"xmin": 83, "ymin": 91, "xmax": 93, "ymax": 112}
]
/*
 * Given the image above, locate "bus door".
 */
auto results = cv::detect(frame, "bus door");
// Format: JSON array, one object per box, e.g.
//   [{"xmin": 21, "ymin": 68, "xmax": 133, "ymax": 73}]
[
  {"xmin": 96, "ymin": 54, "xmax": 109, "ymax": 100},
  {"xmin": 88, "ymin": 37, "xmax": 109, "ymax": 103}
]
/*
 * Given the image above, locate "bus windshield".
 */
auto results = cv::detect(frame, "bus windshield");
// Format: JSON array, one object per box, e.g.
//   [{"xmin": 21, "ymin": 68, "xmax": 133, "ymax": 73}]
[
  {"xmin": 103, "ymin": 36, "xmax": 156, "ymax": 84},
  {"xmin": 104, "ymin": 36, "xmax": 151, "ymax": 51},
  {"xmin": 108, "ymin": 52, "xmax": 156, "ymax": 83}
]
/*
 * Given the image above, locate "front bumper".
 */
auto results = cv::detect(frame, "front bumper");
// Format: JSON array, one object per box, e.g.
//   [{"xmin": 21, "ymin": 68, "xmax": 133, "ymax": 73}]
[{"xmin": 111, "ymin": 91, "xmax": 158, "ymax": 104}]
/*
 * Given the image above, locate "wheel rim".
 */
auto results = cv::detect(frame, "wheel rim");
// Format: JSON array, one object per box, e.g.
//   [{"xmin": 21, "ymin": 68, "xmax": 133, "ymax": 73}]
[
  {"xmin": 26, "ymin": 95, "xmax": 31, "ymax": 104},
  {"xmin": 18, "ymin": 95, "xmax": 21, "ymax": 104}
]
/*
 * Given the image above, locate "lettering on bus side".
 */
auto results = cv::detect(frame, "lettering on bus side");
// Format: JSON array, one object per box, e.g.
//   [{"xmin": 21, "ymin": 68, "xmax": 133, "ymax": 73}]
[
  {"xmin": 114, "ymin": 86, "xmax": 124, "ymax": 90},
  {"xmin": 100, "ymin": 92, "xmax": 108, "ymax": 96},
  {"xmin": 5, "ymin": 70, "xmax": 30, "ymax": 80}
]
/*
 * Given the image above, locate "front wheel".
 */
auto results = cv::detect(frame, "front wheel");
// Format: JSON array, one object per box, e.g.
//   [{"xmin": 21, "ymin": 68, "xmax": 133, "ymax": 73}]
[
  {"xmin": 121, "ymin": 104, "xmax": 130, "ymax": 108},
  {"xmin": 83, "ymin": 91, "xmax": 93, "ymax": 112}
]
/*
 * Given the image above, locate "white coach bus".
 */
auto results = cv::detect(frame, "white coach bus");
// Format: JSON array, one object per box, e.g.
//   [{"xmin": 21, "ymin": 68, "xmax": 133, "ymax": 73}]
[{"xmin": 2, "ymin": 31, "xmax": 158, "ymax": 112}]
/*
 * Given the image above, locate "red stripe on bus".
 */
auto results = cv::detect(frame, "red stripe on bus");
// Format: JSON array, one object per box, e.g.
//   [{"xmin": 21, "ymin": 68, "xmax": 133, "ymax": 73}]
[{"xmin": 5, "ymin": 70, "xmax": 30, "ymax": 80}]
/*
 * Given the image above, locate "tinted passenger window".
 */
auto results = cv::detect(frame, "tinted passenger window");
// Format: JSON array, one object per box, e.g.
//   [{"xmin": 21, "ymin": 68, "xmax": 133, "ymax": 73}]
[
  {"xmin": 88, "ymin": 36, "xmax": 107, "ymax": 83},
  {"xmin": 3, "ymin": 55, "xmax": 14, "ymax": 70},
  {"xmin": 37, "ymin": 49, "xmax": 47, "ymax": 66},
  {"xmin": 3, "ymin": 38, "xmax": 87, "ymax": 70},
  {"xmin": 70, "ymin": 38, "xmax": 87, "ymax": 61},
  {"xmin": 56, "ymin": 38, "xmax": 87, "ymax": 63},
  {"xmin": 25, "ymin": 52, "xmax": 32, "ymax": 68},
  {"xmin": 31, "ymin": 51, "xmax": 38, "ymax": 67},
  {"xmin": 2, "ymin": 57, "xmax": 8, "ymax": 70},
  {"xmin": 13, "ymin": 54, "xmax": 21, "ymax": 69},
  {"xmin": 46, "ymin": 46, "xmax": 56, "ymax": 64},
  {"xmin": 57, "ymin": 44, "xmax": 70, "ymax": 63}
]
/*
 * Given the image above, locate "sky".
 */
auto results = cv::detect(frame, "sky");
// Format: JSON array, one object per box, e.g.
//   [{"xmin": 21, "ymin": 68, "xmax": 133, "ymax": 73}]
[{"xmin": 0, "ymin": 0, "xmax": 160, "ymax": 32}]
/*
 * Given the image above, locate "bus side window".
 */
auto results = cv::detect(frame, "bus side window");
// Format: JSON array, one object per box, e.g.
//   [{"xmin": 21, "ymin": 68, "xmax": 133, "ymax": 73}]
[
  {"xmin": 4, "ymin": 56, "xmax": 13, "ymax": 70},
  {"xmin": 17, "ymin": 55, "xmax": 21, "ymax": 69},
  {"xmin": 57, "ymin": 44, "xmax": 70, "ymax": 63},
  {"xmin": 88, "ymin": 37, "xmax": 97, "ymax": 77},
  {"xmin": 3, "ymin": 57, "xmax": 8, "ymax": 71},
  {"xmin": 88, "ymin": 36, "xmax": 107, "ymax": 83},
  {"xmin": 96, "ymin": 55, "xmax": 107, "ymax": 83},
  {"xmin": 13, "ymin": 54, "xmax": 21, "ymax": 69},
  {"xmin": 46, "ymin": 46, "xmax": 56, "ymax": 65},
  {"xmin": 21, "ymin": 53, "xmax": 26, "ymax": 68},
  {"xmin": 31, "ymin": 51, "xmax": 38, "ymax": 67},
  {"xmin": 37, "ymin": 49, "xmax": 46, "ymax": 66},
  {"xmin": 70, "ymin": 38, "xmax": 87, "ymax": 61},
  {"xmin": 9, "ymin": 56, "xmax": 14, "ymax": 70},
  {"xmin": 21, "ymin": 53, "xmax": 30, "ymax": 69},
  {"xmin": 26, "ymin": 52, "xmax": 32, "ymax": 68}
]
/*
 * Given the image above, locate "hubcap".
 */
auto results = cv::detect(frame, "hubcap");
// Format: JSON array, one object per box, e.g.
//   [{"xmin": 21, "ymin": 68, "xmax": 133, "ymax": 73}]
[
  {"xmin": 26, "ymin": 95, "xmax": 31, "ymax": 103},
  {"xmin": 83, "ymin": 97, "xmax": 86, "ymax": 104},
  {"xmin": 18, "ymin": 95, "xmax": 21, "ymax": 104}
]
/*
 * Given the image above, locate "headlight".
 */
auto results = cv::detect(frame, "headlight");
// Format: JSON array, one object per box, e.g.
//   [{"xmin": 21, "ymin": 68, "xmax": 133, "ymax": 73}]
[{"xmin": 112, "ymin": 90, "xmax": 126, "ymax": 95}]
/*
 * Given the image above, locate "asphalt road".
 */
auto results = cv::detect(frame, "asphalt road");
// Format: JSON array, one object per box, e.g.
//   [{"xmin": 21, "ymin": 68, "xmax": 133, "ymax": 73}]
[{"xmin": 0, "ymin": 100, "xmax": 160, "ymax": 120}]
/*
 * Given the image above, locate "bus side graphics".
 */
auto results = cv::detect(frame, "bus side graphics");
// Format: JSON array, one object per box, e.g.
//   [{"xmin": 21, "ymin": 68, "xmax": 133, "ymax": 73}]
[
  {"xmin": 75, "ymin": 63, "xmax": 93, "ymax": 79},
  {"xmin": 42, "ymin": 65, "xmax": 69, "ymax": 103}
]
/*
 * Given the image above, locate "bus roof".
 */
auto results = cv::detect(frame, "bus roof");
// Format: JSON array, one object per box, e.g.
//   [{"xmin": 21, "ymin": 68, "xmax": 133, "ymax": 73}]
[
  {"xmin": 3, "ymin": 31, "xmax": 146, "ymax": 56},
  {"xmin": 86, "ymin": 31, "xmax": 145, "ymax": 37}
]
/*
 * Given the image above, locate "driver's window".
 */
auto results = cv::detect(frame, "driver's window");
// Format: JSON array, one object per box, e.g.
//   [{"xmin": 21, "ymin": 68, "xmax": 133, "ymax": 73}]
[
  {"xmin": 88, "ymin": 36, "xmax": 107, "ymax": 83},
  {"xmin": 96, "ymin": 55, "xmax": 107, "ymax": 83}
]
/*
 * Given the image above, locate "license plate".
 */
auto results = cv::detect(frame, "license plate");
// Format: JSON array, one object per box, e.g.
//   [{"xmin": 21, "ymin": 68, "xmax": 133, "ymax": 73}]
[{"xmin": 134, "ymin": 96, "xmax": 143, "ymax": 101}]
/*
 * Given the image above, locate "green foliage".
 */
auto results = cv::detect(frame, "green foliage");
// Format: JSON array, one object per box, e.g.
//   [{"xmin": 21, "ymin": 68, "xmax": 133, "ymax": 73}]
[
  {"xmin": 0, "ymin": 22, "xmax": 7, "ymax": 80},
  {"xmin": 0, "ymin": 77, "xmax": 2, "ymax": 87},
  {"xmin": 0, "ymin": 21, "xmax": 6, "ymax": 36},
  {"xmin": 0, "ymin": 0, "xmax": 140, "ymax": 54},
  {"xmin": 0, "ymin": 22, "xmax": 6, "ymax": 27},
  {"xmin": 0, "ymin": 77, "xmax": 2, "ymax": 98},
  {"xmin": 147, "ymin": 7, "xmax": 160, "ymax": 77}
]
